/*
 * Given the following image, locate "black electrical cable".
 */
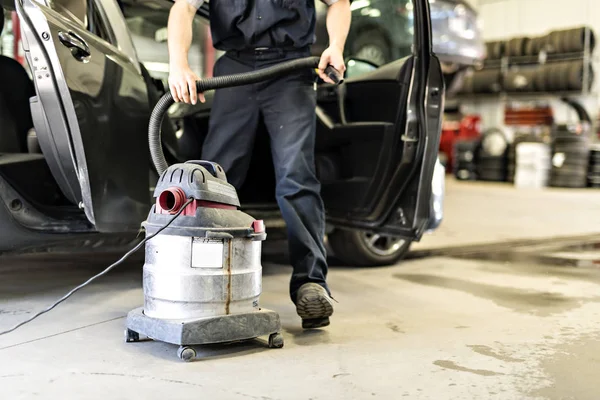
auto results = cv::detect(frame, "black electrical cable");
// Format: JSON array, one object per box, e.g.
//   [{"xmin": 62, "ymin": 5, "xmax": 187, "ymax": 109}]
[{"xmin": 0, "ymin": 198, "xmax": 194, "ymax": 336}]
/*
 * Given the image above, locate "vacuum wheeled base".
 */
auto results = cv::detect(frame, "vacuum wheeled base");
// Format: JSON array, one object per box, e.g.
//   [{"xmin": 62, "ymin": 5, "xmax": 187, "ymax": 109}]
[{"xmin": 125, "ymin": 307, "xmax": 283, "ymax": 361}]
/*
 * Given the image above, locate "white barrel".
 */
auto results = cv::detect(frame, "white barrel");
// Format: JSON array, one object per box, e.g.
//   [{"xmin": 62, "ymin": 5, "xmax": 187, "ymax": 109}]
[{"xmin": 515, "ymin": 142, "xmax": 551, "ymax": 189}]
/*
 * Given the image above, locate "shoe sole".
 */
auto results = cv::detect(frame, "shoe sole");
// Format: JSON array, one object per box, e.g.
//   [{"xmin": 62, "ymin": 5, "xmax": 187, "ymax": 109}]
[
  {"xmin": 296, "ymin": 286, "xmax": 334, "ymax": 323},
  {"xmin": 302, "ymin": 317, "xmax": 330, "ymax": 329}
]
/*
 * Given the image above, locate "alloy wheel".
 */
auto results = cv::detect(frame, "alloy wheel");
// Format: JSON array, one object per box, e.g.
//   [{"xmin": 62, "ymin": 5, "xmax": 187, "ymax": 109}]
[{"xmin": 361, "ymin": 232, "xmax": 407, "ymax": 257}]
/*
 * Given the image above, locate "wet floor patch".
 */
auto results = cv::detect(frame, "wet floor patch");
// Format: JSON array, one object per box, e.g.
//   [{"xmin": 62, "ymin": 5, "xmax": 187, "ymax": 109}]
[
  {"xmin": 394, "ymin": 273, "xmax": 599, "ymax": 317},
  {"xmin": 467, "ymin": 345, "xmax": 525, "ymax": 363},
  {"xmin": 467, "ymin": 237, "xmax": 600, "ymax": 268},
  {"xmin": 410, "ymin": 234, "xmax": 600, "ymax": 268},
  {"xmin": 433, "ymin": 360, "xmax": 503, "ymax": 377},
  {"xmin": 530, "ymin": 333, "xmax": 600, "ymax": 400}
]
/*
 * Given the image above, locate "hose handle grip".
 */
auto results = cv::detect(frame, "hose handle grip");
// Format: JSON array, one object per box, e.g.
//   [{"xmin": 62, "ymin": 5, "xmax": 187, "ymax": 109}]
[{"xmin": 324, "ymin": 65, "xmax": 344, "ymax": 84}]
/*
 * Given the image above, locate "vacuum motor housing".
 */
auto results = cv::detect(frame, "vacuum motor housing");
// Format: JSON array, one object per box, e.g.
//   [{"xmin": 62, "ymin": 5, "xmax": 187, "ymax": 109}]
[{"xmin": 142, "ymin": 161, "xmax": 266, "ymax": 320}]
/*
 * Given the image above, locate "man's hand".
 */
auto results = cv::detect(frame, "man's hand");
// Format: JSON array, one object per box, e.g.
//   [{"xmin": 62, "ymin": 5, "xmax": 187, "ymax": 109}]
[
  {"xmin": 169, "ymin": 65, "xmax": 205, "ymax": 105},
  {"xmin": 318, "ymin": 44, "xmax": 346, "ymax": 84}
]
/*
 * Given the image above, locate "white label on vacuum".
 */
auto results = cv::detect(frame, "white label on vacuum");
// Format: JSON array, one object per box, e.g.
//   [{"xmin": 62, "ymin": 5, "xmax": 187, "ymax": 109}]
[
  {"xmin": 207, "ymin": 180, "xmax": 237, "ymax": 198},
  {"xmin": 191, "ymin": 238, "xmax": 224, "ymax": 269}
]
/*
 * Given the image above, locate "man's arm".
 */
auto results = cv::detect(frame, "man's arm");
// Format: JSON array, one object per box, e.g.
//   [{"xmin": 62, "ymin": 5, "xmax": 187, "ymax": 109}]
[
  {"xmin": 318, "ymin": 0, "xmax": 351, "ymax": 83},
  {"xmin": 168, "ymin": 0, "xmax": 205, "ymax": 104}
]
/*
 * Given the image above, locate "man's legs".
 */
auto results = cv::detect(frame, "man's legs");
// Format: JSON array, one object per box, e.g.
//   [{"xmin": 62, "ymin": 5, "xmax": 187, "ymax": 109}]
[
  {"xmin": 258, "ymin": 67, "xmax": 332, "ymax": 326},
  {"xmin": 201, "ymin": 56, "xmax": 260, "ymax": 189}
]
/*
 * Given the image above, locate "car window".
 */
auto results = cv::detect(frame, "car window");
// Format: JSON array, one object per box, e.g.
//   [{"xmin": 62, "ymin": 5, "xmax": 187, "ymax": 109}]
[
  {"xmin": 121, "ymin": 1, "xmax": 214, "ymax": 88},
  {"xmin": 87, "ymin": 1, "xmax": 114, "ymax": 44},
  {"xmin": 46, "ymin": 0, "xmax": 115, "ymax": 45},
  {"xmin": 341, "ymin": 0, "xmax": 415, "ymax": 78}
]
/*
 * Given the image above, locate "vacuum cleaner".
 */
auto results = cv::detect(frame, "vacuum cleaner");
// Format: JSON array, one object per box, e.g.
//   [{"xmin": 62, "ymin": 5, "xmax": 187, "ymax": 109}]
[{"xmin": 124, "ymin": 56, "xmax": 342, "ymax": 362}]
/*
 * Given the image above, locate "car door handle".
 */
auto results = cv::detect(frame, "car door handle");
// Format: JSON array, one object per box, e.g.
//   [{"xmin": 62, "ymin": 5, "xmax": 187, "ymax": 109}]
[{"xmin": 58, "ymin": 31, "xmax": 90, "ymax": 60}]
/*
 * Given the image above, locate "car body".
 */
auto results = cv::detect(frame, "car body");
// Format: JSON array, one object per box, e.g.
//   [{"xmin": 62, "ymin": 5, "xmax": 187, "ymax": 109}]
[{"xmin": 0, "ymin": 0, "xmax": 444, "ymax": 266}]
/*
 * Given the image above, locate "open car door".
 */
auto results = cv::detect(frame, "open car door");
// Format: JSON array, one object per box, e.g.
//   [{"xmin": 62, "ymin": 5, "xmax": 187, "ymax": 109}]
[
  {"xmin": 16, "ymin": 0, "xmax": 150, "ymax": 232},
  {"xmin": 315, "ymin": 0, "xmax": 444, "ymax": 242}
]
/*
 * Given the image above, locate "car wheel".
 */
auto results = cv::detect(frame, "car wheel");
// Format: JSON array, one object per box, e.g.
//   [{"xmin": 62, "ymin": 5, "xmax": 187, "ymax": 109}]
[
  {"xmin": 328, "ymin": 229, "xmax": 412, "ymax": 267},
  {"xmin": 352, "ymin": 30, "xmax": 391, "ymax": 66}
]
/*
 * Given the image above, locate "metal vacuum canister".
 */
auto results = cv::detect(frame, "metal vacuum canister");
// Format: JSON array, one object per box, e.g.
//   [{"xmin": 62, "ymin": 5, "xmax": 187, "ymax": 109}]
[{"xmin": 142, "ymin": 161, "xmax": 266, "ymax": 320}]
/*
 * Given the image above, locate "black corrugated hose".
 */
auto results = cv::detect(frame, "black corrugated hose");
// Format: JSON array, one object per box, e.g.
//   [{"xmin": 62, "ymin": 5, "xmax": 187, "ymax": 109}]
[{"xmin": 149, "ymin": 56, "xmax": 342, "ymax": 174}]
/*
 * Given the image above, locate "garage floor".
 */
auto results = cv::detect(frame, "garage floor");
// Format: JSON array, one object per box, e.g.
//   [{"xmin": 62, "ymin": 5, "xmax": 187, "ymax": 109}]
[{"xmin": 1, "ymin": 179, "xmax": 599, "ymax": 400}]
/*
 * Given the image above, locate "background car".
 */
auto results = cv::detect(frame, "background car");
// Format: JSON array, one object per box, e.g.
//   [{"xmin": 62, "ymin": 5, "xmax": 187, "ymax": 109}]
[
  {"xmin": 0, "ymin": 0, "xmax": 444, "ymax": 266},
  {"xmin": 317, "ymin": 0, "xmax": 484, "ymax": 66}
]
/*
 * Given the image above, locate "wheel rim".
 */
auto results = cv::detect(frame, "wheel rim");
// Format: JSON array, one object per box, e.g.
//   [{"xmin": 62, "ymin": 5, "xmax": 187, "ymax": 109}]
[
  {"xmin": 355, "ymin": 45, "xmax": 387, "ymax": 66},
  {"xmin": 361, "ymin": 232, "xmax": 406, "ymax": 257}
]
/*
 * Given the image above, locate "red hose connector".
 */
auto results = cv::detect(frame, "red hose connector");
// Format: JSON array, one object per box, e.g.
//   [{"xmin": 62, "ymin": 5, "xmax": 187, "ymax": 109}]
[{"xmin": 158, "ymin": 187, "xmax": 187, "ymax": 214}]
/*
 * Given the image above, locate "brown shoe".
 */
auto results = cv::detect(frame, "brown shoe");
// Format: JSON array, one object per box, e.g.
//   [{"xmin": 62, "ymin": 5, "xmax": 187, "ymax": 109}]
[{"xmin": 296, "ymin": 283, "xmax": 334, "ymax": 329}]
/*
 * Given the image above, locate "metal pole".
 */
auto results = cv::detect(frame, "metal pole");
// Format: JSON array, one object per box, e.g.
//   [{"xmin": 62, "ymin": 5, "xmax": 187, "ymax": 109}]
[{"xmin": 583, "ymin": 26, "xmax": 590, "ymax": 95}]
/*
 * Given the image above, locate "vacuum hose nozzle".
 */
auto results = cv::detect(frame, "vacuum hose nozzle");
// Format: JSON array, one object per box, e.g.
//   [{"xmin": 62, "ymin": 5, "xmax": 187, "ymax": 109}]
[
  {"xmin": 158, "ymin": 187, "xmax": 187, "ymax": 214},
  {"xmin": 149, "ymin": 56, "xmax": 343, "ymax": 175}
]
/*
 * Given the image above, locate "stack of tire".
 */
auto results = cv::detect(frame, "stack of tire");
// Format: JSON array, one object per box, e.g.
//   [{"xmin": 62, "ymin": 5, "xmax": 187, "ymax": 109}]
[
  {"xmin": 459, "ymin": 68, "xmax": 502, "ymax": 94},
  {"xmin": 485, "ymin": 41, "xmax": 505, "ymax": 60},
  {"xmin": 481, "ymin": 27, "xmax": 596, "ymax": 94},
  {"xmin": 501, "ymin": 60, "xmax": 592, "ymax": 93},
  {"xmin": 488, "ymin": 26, "xmax": 596, "ymax": 58},
  {"xmin": 507, "ymin": 133, "xmax": 547, "ymax": 183},
  {"xmin": 549, "ymin": 124, "xmax": 591, "ymax": 188},
  {"xmin": 453, "ymin": 139, "xmax": 479, "ymax": 180},
  {"xmin": 504, "ymin": 66, "xmax": 539, "ymax": 92},
  {"xmin": 537, "ymin": 60, "xmax": 594, "ymax": 92},
  {"xmin": 588, "ymin": 145, "xmax": 600, "ymax": 188},
  {"xmin": 485, "ymin": 37, "xmax": 530, "ymax": 59},
  {"xmin": 542, "ymin": 27, "xmax": 596, "ymax": 55},
  {"xmin": 475, "ymin": 128, "xmax": 509, "ymax": 182}
]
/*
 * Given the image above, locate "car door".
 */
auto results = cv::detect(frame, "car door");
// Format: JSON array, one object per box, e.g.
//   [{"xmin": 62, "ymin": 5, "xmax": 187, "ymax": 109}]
[
  {"xmin": 315, "ymin": 0, "xmax": 444, "ymax": 241},
  {"xmin": 16, "ymin": 0, "xmax": 150, "ymax": 232}
]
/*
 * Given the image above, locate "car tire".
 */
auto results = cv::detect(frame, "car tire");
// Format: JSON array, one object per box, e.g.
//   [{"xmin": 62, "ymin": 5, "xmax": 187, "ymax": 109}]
[
  {"xmin": 327, "ymin": 229, "xmax": 412, "ymax": 267},
  {"xmin": 352, "ymin": 30, "xmax": 391, "ymax": 67}
]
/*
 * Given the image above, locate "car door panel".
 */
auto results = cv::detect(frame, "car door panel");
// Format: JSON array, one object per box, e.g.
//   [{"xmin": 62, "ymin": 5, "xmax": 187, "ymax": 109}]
[
  {"xmin": 19, "ymin": 0, "xmax": 82, "ymax": 205},
  {"xmin": 316, "ymin": 0, "xmax": 444, "ymax": 239},
  {"xmin": 19, "ymin": 0, "xmax": 150, "ymax": 232},
  {"xmin": 316, "ymin": 57, "xmax": 413, "ymax": 219}
]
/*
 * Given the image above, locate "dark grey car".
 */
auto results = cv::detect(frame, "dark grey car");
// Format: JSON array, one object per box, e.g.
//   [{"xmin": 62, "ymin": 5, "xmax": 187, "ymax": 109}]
[{"xmin": 0, "ymin": 0, "xmax": 445, "ymax": 266}]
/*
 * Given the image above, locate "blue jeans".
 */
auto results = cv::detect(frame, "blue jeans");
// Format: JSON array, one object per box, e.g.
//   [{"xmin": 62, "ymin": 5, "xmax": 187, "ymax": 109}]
[{"xmin": 201, "ymin": 52, "xmax": 329, "ymax": 302}]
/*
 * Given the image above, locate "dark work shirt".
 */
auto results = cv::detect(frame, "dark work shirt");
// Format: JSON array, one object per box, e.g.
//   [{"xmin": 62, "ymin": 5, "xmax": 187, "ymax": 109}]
[{"xmin": 208, "ymin": 0, "xmax": 333, "ymax": 51}]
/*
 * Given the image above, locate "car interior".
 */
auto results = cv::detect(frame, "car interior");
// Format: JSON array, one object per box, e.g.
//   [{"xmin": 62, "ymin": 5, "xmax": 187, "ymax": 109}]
[{"xmin": 0, "ymin": 7, "xmax": 35, "ymax": 154}]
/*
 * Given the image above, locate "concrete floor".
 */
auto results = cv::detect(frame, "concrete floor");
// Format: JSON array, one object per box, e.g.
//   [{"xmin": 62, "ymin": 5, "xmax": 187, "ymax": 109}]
[
  {"xmin": 412, "ymin": 179, "xmax": 600, "ymax": 251},
  {"xmin": 1, "ymin": 179, "xmax": 599, "ymax": 400}
]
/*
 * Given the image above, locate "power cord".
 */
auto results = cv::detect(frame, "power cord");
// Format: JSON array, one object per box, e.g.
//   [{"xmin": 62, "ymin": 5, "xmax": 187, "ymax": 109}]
[{"xmin": 0, "ymin": 198, "xmax": 194, "ymax": 336}]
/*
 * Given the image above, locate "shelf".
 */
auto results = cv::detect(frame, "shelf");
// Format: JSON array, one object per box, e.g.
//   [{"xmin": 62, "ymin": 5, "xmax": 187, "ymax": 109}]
[{"xmin": 453, "ymin": 90, "xmax": 593, "ymax": 101}]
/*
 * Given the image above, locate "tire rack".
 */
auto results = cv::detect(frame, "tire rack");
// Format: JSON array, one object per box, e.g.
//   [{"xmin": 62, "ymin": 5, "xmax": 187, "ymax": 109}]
[{"xmin": 456, "ymin": 26, "xmax": 596, "ymax": 98}]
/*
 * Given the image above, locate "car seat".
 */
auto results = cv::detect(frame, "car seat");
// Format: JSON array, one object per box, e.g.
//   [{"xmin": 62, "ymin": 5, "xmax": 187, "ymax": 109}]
[{"xmin": 0, "ymin": 8, "xmax": 36, "ymax": 153}]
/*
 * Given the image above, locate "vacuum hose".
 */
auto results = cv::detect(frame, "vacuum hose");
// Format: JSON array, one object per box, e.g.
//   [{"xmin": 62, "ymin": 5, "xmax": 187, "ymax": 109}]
[{"xmin": 149, "ymin": 56, "xmax": 343, "ymax": 175}]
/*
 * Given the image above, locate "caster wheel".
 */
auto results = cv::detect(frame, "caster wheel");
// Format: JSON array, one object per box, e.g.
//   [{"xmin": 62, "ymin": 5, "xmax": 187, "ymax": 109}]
[
  {"xmin": 268, "ymin": 333, "xmax": 284, "ymax": 349},
  {"xmin": 125, "ymin": 329, "xmax": 139, "ymax": 343},
  {"xmin": 177, "ymin": 346, "xmax": 196, "ymax": 362}
]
